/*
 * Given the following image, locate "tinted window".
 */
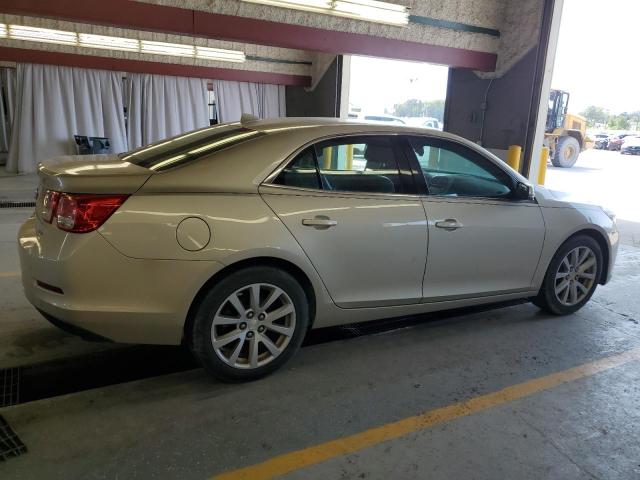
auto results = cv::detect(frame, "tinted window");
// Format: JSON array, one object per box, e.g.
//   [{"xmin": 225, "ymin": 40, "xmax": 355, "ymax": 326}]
[
  {"xmin": 120, "ymin": 125, "xmax": 262, "ymax": 171},
  {"xmin": 315, "ymin": 136, "xmax": 403, "ymax": 194},
  {"xmin": 273, "ymin": 148, "xmax": 320, "ymax": 190},
  {"xmin": 408, "ymin": 137, "xmax": 512, "ymax": 198},
  {"xmin": 273, "ymin": 136, "xmax": 407, "ymax": 195}
]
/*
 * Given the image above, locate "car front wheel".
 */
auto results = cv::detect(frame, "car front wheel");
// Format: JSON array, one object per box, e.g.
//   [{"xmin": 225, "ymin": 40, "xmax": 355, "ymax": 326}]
[
  {"xmin": 190, "ymin": 266, "xmax": 309, "ymax": 382},
  {"xmin": 532, "ymin": 235, "xmax": 603, "ymax": 315}
]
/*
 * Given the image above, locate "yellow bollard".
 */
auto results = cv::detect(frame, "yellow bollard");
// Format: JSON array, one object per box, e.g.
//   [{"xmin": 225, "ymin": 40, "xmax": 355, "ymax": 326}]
[
  {"xmin": 345, "ymin": 144, "xmax": 354, "ymax": 170},
  {"xmin": 538, "ymin": 146, "xmax": 549, "ymax": 185},
  {"xmin": 506, "ymin": 145, "xmax": 521, "ymax": 172},
  {"xmin": 322, "ymin": 146, "xmax": 333, "ymax": 170}
]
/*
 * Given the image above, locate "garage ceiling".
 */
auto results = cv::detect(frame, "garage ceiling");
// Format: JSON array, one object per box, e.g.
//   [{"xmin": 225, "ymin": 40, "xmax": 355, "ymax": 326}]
[{"xmin": 0, "ymin": 0, "xmax": 542, "ymax": 84}]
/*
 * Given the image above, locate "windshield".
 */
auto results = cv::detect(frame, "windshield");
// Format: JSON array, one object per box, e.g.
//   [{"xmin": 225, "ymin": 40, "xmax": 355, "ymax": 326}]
[{"xmin": 119, "ymin": 124, "xmax": 263, "ymax": 172}]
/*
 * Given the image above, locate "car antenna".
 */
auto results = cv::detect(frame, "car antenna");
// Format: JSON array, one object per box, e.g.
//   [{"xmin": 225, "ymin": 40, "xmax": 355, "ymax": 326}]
[{"xmin": 240, "ymin": 113, "xmax": 259, "ymax": 124}]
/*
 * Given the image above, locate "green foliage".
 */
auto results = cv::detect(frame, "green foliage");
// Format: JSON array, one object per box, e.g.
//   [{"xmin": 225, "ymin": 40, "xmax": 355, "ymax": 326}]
[
  {"xmin": 609, "ymin": 115, "xmax": 630, "ymax": 130},
  {"xmin": 580, "ymin": 105, "xmax": 640, "ymax": 130},
  {"xmin": 579, "ymin": 105, "xmax": 608, "ymax": 127},
  {"xmin": 393, "ymin": 99, "xmax": 445, "ymax": 120}
]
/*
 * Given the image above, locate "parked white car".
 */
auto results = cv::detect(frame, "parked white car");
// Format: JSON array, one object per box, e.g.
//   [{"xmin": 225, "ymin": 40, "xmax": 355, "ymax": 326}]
[{"xmin": 620, "ymin": 135, "xmax": 640, "ymax": 155}]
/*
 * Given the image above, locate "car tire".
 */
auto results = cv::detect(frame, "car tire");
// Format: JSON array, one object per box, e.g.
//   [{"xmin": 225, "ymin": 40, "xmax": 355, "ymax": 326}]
[
  {"xmin": 551, "ymin": 136, "xmax": 580, "ymax": 168},
  {"xmin": 532, "ymin": 235, "xmax": 603, "ymax": 315},
  {"xmin": 190, "ymin": 266, "xmax": 309, "ymax": 382}
]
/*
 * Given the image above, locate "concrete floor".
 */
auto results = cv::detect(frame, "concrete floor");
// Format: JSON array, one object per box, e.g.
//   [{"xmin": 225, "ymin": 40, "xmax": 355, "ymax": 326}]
[
  {"xmin": 0, "ymin": 173, "xmax": 37, "ymax": 203},
  {"xmin": 1, "ymin": 149, "xmax": 639, "ymax": 479}
]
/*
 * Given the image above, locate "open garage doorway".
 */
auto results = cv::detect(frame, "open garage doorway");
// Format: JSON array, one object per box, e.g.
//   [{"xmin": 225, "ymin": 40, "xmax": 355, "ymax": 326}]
[
  {"xmin": 347, "ymin": 56, "xmax": 448, "ymax": 130},
  {"xmin": 543, "ymin": 0, "xmax": 640, "ymax": 244}
]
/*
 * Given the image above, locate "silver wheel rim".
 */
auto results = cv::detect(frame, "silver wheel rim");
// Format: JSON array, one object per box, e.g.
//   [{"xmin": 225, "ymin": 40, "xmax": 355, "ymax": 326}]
[
  {"xmin": 554, "ymin": 246, "xmax": 597, "ymax": 306},
  {"xmin": 210, "ymin": 283, "xmax": 296, "ymax": 369}
]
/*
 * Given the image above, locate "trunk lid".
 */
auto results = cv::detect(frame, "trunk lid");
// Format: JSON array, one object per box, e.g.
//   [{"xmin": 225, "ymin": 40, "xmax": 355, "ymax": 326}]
[{"xmin": 38, "ymin": 154, "xmax": 153, "ymax": 194}]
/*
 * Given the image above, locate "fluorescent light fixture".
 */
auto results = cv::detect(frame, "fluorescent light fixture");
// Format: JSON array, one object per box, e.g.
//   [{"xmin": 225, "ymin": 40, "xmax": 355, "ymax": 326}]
[
  {"xmin": 196, "ymin": 46, "xmax": 246, "ymax": 63},
  {"xmin": 79, "ymin": 33, "xmax": 140, "ymax": 52},
  {"xmin": 9, "ymin": 25, "xmax": 78, "ymax": 45},
  {"xmin": 241, "ymin": 0, "xmax": 409, "ymax": 26},
  {"xmin": 141, "ymin": 40, "xmax": 195, "ymax": 57},
  {"xmin": 5, "ymin": 23, "xmax": 246, "ymax": 63}
]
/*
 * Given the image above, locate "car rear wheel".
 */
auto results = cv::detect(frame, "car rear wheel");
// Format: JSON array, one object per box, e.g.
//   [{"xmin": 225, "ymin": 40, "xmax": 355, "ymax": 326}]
[
  {"xmin": 190, "ymin": 267, "xmax": 309, "ymax": 382},
  {"xmin": 532, "ymin": 235, "xmax": 602, "ymax": 315}
]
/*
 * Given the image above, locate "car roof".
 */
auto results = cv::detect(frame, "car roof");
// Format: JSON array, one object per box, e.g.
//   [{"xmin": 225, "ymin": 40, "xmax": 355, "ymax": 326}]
[
  {"xmin": 137, "ymin": 117, "xmax": 530, "ymax": 194},
  {"xmin": 237, "ymin": 116, "xmax": 527, "ymax": 180},
  {"xmin": 241, "ymin": 116, "xmax": 455, "ymax": 139}
]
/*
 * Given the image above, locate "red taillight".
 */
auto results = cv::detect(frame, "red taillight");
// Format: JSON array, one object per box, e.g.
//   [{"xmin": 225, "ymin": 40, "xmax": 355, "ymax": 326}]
[
  {"xmin": 52, "ymin": 193, "xmax": 128, "ymax": 233},
  {"xmin": 41, "ymin": 190, "xmax": 61, "ymax": 223}
]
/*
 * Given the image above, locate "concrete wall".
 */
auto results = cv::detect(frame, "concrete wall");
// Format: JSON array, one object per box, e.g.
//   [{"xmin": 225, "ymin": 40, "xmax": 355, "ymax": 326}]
[
  {"xmin": 444, "ymin": 48, "xmax": 538, "ymax": 156},
  {"xmin": 286, "ymin": 57, "xmax": 340, "ymax": 117},
  {"xmin": 478, "ymin": 0, "xmax": 544, "ymax": 77}
]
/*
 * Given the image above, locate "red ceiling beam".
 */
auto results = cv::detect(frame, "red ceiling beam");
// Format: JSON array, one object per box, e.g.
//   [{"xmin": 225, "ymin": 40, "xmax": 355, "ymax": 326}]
[
  {"xmin": 0, "ymin": 0, "xmax": 497, "ymax": 71},
  {"xmin": 0, "ymin": 47, "xmax": 311, "ymax": 86},
  {"xmin": 0, "ymin": 0, "xmax": 195, "ymax": 35},
  {"xmin": 193, "ymin": 13, "xmax": 496, "ymax": 70}
]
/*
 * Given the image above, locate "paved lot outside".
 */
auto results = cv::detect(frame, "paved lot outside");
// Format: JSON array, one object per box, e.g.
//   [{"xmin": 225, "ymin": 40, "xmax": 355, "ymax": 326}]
[{"xmin": 545, "ymin": 148, "xmax": 640, "ymax": 246}]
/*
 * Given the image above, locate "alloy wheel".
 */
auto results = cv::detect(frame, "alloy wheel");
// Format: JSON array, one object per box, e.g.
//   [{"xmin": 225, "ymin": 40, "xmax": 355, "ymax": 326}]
[
  {"xmin": 210, "ymin": 283, "xmax": 296, "ymax": 369},
  {"xmin": 554, "ymin": 246, "xmax": 597, "ymax": 306}
]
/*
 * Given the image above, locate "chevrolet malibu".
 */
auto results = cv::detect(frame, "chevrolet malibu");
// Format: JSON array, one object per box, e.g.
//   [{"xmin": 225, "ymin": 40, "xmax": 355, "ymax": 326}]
[{"xmin": 19, "ymin": 118, "xmax": 618, "ymax": 381}]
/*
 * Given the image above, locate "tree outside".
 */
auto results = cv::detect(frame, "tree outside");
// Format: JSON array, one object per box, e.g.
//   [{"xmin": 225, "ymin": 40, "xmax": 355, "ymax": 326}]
[
  {"xmin": 393, "ymin": 99, "xmax": 445, "ymax": 121},
  {"xmin": 580, "ymin": 105, "xmax": 640, "ymax": 130}
]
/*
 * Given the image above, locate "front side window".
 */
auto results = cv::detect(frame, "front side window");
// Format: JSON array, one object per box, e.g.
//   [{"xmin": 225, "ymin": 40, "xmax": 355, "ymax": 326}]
[
  {"xmin": 408, "ymin": 137, "xmax": 513, "ymax": 198},
  {"xmin": 274, "ymin": 136, "xmax": 405, "ymax": 195}
]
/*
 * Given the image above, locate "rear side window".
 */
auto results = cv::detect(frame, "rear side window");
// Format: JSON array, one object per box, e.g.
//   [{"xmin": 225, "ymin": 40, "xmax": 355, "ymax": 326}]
[
  {"xmin": 316, "ymin": 137, "xmax": 403, "ymax": 194},
  {"xmin": 273, "ymin": 148, "xmax": 321, "ymax": 190},
  {"xmin": 120, "ymin": 126, "xmax": 263, "ymax": 172},
  {"xmin": 274, "ymin": 136, "xmax": 405, "ymax": 194}
]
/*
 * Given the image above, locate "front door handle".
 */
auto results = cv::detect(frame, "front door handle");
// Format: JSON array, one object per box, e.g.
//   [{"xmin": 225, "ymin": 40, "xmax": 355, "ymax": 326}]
[
  {"xmin": 435, "ymin": 218, "xmax": 463, "ymax": 231},
  {"xmin": 302, "ymin": 216, "xmax": 337, "ymax": 229}
]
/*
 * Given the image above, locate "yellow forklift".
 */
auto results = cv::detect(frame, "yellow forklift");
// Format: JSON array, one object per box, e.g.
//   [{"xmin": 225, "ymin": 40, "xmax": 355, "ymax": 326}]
[{"xmin": 544, "ymin": 89, "xmax": 587, "ymax": 168}]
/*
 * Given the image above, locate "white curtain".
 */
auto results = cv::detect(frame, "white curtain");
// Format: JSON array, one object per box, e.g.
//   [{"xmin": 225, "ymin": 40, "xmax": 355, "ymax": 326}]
[
  {"xmin": 126, "ymin": 73, "xmax": 208, "ymax": 149},
  {"xmin": 0, "ymin": 67, "xmax": 16, "ymax": 156},
  {"xmin": 214, "ymin": 80, "xmax": 286, "ymax": 123},
  {"xmin": 6, "ymin": 63, "xmax": 127, "ymax": 174}
]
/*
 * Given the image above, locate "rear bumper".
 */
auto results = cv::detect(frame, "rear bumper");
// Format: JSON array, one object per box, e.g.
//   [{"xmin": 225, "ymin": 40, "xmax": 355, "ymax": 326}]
[
  {"xmin": 19, "ymin": 217, "xmax": 224, "ymax": 345},
  {"xmin": 37, "ymin": 309, "xmax": 113, "ymax": 342}
]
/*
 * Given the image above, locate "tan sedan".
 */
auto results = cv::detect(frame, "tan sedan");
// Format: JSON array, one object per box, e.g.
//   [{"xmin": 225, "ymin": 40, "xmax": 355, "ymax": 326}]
[{"xmin": 18, "ymin": 118, "xmax": 618, "ymax": 381}]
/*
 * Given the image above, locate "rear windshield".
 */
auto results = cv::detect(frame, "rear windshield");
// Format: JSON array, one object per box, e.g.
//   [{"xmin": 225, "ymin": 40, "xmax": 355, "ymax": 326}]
[{"xmin": 119, "ymin": 125, "xmax": 263, "ymax": 172}]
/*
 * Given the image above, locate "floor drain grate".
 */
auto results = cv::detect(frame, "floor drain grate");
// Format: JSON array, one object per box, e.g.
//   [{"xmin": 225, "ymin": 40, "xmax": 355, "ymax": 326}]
[
  {"xmin": 0, "ymin": 201, "xmax": 35, "ymax": 209},
  {"xmin": 1, "ymin": 368, "xmax": 20, "ymax": 408},
  {"xmin": 0, "ymin": 415, "xmax": 27, "ymax": 461}
]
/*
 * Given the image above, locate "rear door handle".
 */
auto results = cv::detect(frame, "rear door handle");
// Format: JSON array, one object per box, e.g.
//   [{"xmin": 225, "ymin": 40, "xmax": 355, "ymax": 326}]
[
  {"xmin": 302, "ymin": 216, "xmax": 337, "ymax": 229},
  {"xmin": 435, "ymin": 218, "xmax": 463, "ymax": 231}
]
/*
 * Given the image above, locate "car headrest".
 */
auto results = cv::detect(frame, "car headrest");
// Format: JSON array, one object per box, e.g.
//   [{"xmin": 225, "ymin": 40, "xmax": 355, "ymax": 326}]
[{"xmin": 364, "ymin": 143, "xmax": 396, "ymax": 170}]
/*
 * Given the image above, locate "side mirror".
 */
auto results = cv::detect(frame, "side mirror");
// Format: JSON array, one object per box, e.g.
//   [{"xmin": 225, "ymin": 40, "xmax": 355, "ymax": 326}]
[{"xmin": 514, "ymin": 181, "xmax": 535, "ymax": 201}]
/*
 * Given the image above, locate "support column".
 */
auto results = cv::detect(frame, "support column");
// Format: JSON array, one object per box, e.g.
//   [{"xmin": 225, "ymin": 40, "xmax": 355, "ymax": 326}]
[{"xmin": 526, "ymin": 0, "xmax": 565, "ymax": 182}]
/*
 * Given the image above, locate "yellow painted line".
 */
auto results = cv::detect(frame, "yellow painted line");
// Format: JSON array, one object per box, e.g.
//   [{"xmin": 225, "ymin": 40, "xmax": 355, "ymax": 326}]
[
  {"xmin": 212, "ymin": 346, "xmax": 640, "ymax": 480},
  {"xmin": 0, "ymin": 271, "xmax": 20, "ymax": 278}
]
